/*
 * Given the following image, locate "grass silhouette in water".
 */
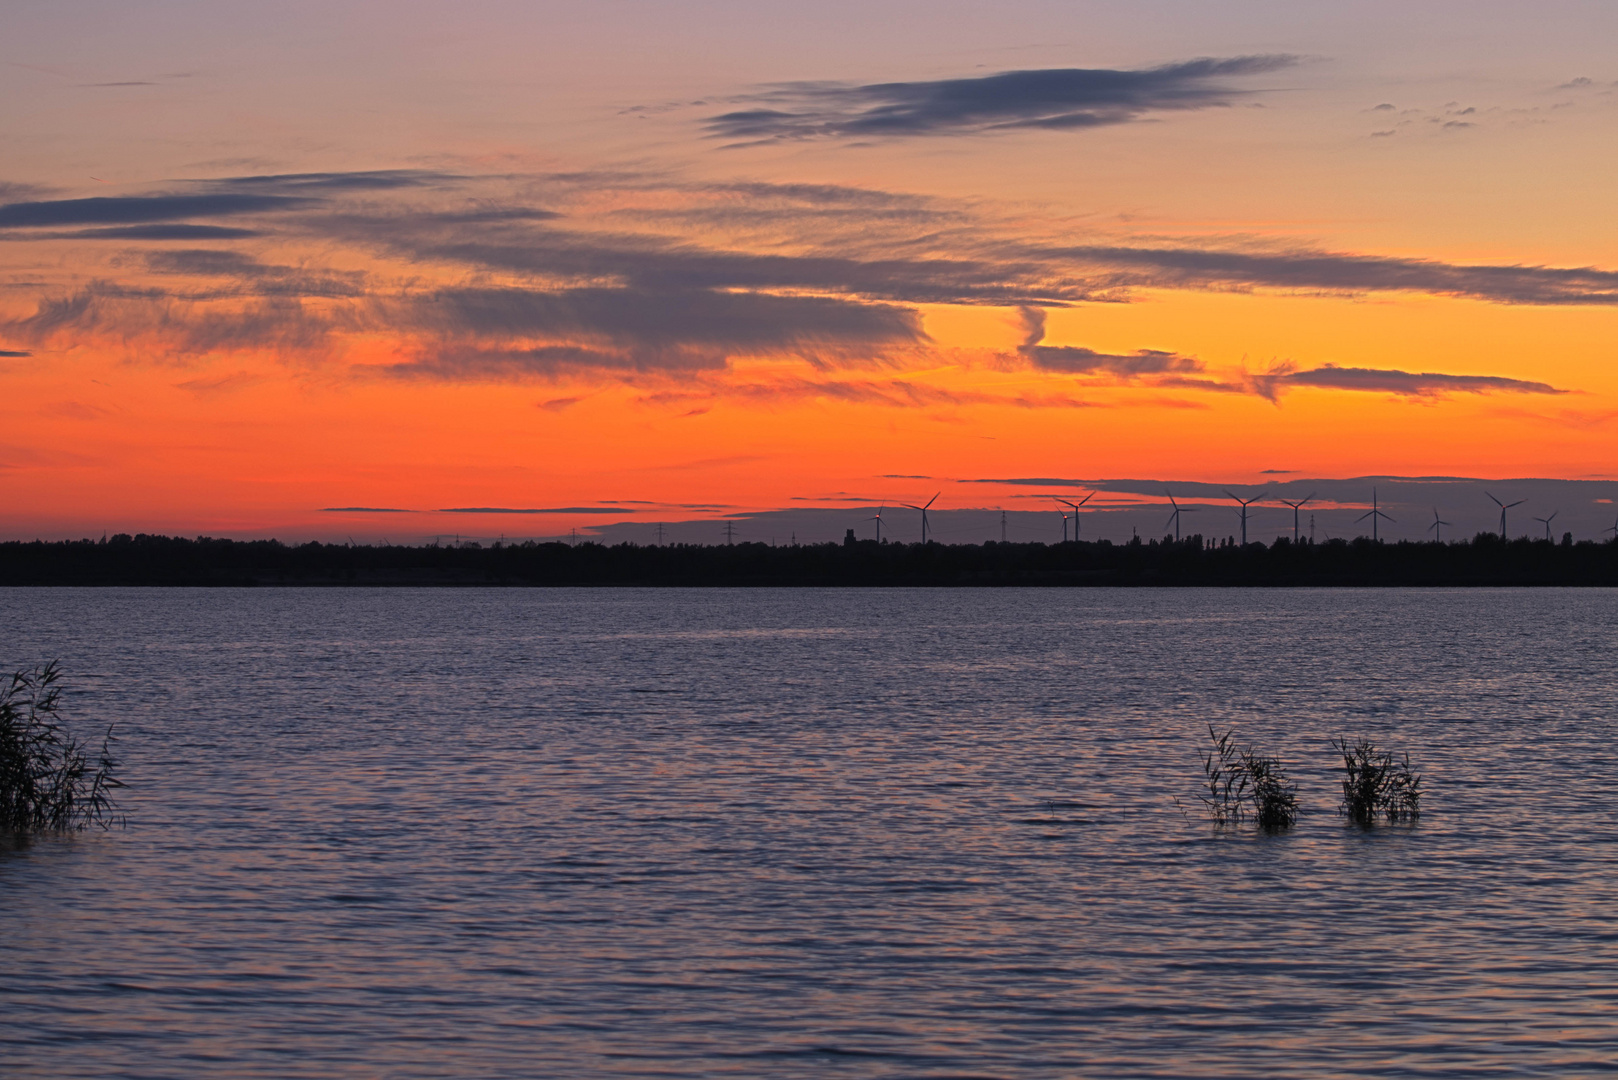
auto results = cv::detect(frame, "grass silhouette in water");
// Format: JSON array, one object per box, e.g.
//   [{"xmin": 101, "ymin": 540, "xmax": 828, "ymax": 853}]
[
  {"xmin": 1197, "ymin": 725, "xmax": 1298, "ymax": 830},
  {"xmin": 1334, "ymin": 737, "xmax": 1420, "ymax": 824},
  {"xmin": 0, "ymin": 662, "xmax": 123, "ymax": 833}
]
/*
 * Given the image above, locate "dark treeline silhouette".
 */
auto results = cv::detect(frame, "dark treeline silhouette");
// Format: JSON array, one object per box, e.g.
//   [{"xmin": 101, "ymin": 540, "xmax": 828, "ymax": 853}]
[{"xmin": 2, "ymin": 531, "xmax": 1616, "ymax": 586}]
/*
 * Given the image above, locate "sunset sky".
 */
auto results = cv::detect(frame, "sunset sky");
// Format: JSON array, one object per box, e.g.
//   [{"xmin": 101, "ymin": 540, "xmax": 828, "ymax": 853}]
[{"xmin": 5, "ymin": 1, "xmax": 1618, "ymax": 542}]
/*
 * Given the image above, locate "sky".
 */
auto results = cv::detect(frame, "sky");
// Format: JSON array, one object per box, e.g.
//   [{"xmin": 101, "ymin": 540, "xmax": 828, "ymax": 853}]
[{"xmin": 4, "ymin": 0, "xmax": 1618, "ymax": 543}]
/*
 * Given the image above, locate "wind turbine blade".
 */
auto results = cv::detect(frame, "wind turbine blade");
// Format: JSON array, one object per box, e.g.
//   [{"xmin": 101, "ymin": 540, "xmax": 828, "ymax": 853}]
[
  {"xmin": 925, "ymin": 492, "xmax": 940, "ymax": 509},
  {"xmin": 1303, "ymin": 492, "xmax": 1316, "ymax": 505},
  {"xmin": 1509, "ymin": 500, "xmax": 1526, "ymax": 508},
  {"xmin": 1486, "ymin": 491, "xmax": 1502, "ymax": 507},
  {"xmin": 1356, "ymin": 511, "xmax": 1373, "ymax": 523},
  {"xmin": 1078, "ymin": 492, "xmax": 1095, "ymax": 506}
]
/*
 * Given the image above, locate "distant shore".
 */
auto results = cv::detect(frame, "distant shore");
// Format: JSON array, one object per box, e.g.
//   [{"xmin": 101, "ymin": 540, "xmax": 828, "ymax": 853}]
[{"xmin": 3, "ymin": 532, "xmax": 1617, "ymax": 586}]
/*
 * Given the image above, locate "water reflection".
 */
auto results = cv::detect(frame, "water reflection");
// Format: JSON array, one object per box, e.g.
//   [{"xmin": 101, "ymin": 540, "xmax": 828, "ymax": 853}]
[{"xmin": 2, "ymin": 587, "xmax": 1616, "ymax": 1077}]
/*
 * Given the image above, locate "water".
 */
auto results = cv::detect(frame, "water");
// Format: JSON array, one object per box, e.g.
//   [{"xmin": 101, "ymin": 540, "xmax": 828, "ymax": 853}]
[{"xmin": 3, "ymin": 587, "xmax": 1617, "ymax": 1078}]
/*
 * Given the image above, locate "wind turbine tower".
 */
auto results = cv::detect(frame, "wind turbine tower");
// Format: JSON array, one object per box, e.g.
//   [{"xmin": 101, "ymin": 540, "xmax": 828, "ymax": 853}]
[
  {"xmin": 901, "ymin": 492, "xmax": 940, "ymax": 543},
  {"xmin": 1534, "ymin": 510, "xmax": 1559, "ymax": 541},
  {"xmin": 1486, "ymin": 491, "xmax": 1525, "ymax": 539},
  {"xmin": 868, "ymin": 505, "xmax": 885, "ymax": 543},
  {"xmin": 1224, "ymin": 489, "xmax": 1267, "ymax": 546},
  {"xmin": 1000, "ymin": 509, "xmax": 1007, "ymax": 543},
  {"xmin": 1356, "ymin": 488, "xmax": 1395, "ymax": 542},
  {"xmin": 1279, "ymin": 492, "xmax": 1316, "ymax": 543},
  {"xmin": 1165, "ymin": 491, "xmax": 1200, "ymax": 541},
  {"xmin": 1428, "ymin": 507, "xmax": 1451, "ymax": 543},
  {"xmin": 1057, "ymin": 493, "xmax": 1094, "ymax": 538}
]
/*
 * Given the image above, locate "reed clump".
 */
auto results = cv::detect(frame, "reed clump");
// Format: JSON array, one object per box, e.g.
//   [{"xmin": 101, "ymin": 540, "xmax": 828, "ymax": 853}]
[
  {"xmin": 1333, "ymin": 736, "xmax": 1420, "ymax": 824},
  {"xmin": 1197, "ymin": 724, "xmax": 1298, "ymax": 830},
  {"xmin": 0, "ymin": 662, "xmax": 123, "ymax": 833}
]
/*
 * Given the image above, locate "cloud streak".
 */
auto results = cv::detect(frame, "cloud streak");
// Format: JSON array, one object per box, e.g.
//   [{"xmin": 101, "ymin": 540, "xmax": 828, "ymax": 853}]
[
  {"xmin": 0, "ymin": 193, "xmax": 310, "ymax": 228},
  {"xmin": 705, "ymin": 56, "xmax": 1298, "ymax": 143},
  {"xmin": 1264, "ymin": 364, "xmax": 1565, "ymax": 398}
]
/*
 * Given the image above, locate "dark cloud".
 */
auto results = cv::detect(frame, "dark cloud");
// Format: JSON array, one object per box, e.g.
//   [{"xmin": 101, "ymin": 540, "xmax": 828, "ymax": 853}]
[
  {"xmin": 440, "ymin": 506, "xmax": 626, "ymax": 514},
  {"xmin": 320, "ymin": 507, "xmax": 414, "ymax": 513},
  {"xmin": 967, "ymin": 477, "xmax": 1092, "ymax": 487},
  {"xmin": 41, "ymin": 224, "xmax": 264, "ymax": 240},
  {"xmin": 344, "ymin": 220, "xmax": 1061, "ymax": 305},
  {"xmin": 3, "ymin": 285, "xmax": 340, "ymax": 356},
  {"xmin": 389, "ymin": 344, "xmax": 722, "ymax": 380},
  {"xmin": 142, "ymin": 249, "xmax": 367, "ymax": 299},
  {"xmin": 1266, "ymin": 364, "xmax": 1565, "ymax": 398},
  {"xmin": 1016, "ymin": 306, "xmax": 1200, "ymax": 376},
  {"xmin": 1047, "ymin": 244, "xmax": 1618, "ymax": 305},
  {"xmin": 705, "ymin": 55, "xmax": 1298, "ymax": 142},
  {"xmin": 208, "ymin": 170, "xmax": 459, "ymax": 192},
  {"xmin": 0, "ymin": 349, "xmax": 31, "ymax": 357},
  {"xmin": 392, "ymin": 286, "xmax": 923, "ymax": 369},
  {"xmin": 0, "ymin": 193, "xmax": 309, "ymax": 228}
]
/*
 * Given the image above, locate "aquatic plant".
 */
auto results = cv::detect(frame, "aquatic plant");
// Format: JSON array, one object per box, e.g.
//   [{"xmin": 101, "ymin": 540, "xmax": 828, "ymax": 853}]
[
  {"xmin": 1196, "ymin": 725, "xmax": 1298, "ymax": 830},
  {"xmin": 1333, "ymin": 737, "xmax": 1420, "ymax": 824},
  {"xmin": 0, "ymin": 663, "xmax": 123, "ymax": 833}
]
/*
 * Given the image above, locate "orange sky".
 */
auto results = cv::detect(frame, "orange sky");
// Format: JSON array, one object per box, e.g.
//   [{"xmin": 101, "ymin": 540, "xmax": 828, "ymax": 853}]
[{"xmin": 4, "ymin": 1, "xmax": 1617, "ymax": 541}]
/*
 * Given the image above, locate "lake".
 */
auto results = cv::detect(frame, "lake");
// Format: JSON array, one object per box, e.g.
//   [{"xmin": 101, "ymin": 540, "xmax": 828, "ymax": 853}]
[{"xmin": 4, "ymin": 587, "xmax": 1617, "ymax": 1077}]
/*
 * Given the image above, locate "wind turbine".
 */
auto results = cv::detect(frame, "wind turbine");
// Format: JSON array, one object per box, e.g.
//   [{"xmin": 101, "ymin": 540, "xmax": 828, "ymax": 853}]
[
  {"xmin": 1428, "ymin": 507, "xmax": 1451, "ymax": 543},
  {"xmin": 1534, "ymin": 510, "xmax": 1559, "ymax": 541},
  {"xmin": 1356, "ymin": 488, "xmax": 1395, "ymax": 542},
  {"xmin": 1607, "ymin": 513, "xmax": 1618, "ymax": 542},
  {"xmin": 1224, "ymin": 489, "xmax": 1267, "ymax": 546},
  {"xmin": 1486, "ymin": 491, "xmax": 1525, "ymax": 539},
  {"xmin": 868, "ymin": 505, "xmax": 885, "ymax": 543},
  {"xmin": 1056, "ymin": 506, "xmax": 1070, "ymax": 543},
  {"xmin": 1278, "ymin": 492, "xmax": 1315, "ymax": 543},
  {"xmin": 1165, "ymin": 491, "xmax": 1200, "ymax": 541},
  {"xmin": 1057, "ymin": 493, "xmax": 1094, "ymax": 538},
  {"xmin": 902, "ymin": 492, "xmax": 940, "ymax": 543}
]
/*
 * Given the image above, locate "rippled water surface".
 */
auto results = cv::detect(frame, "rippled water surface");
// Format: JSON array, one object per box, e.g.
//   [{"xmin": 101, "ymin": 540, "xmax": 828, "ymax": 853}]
[{"xmin": 4, "ymin": 587, "xmax": 1618, "ymax": 1078}]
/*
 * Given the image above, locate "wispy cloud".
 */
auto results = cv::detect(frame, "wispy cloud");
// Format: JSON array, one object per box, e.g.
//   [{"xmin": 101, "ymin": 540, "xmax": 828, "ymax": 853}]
[
  {"xmin": 1015, "ymin": 306, "xmax": 1200, "ymax": 376},
  {"xmin": 440, "ymin": 506, "xmax": 627, "ymax": 514},
  {"xmin": 705, "ymin": 56, "xmax": 1299, "ymax": 143},
  {"xmin": 1049, "ymin": 244, "xmax": 1618, "ymax": 305},
  {"xmin": 1261, "ymin": 364, "xmax": 1565, "ymax": 398},
  {"xmin": 0, "ymin": 193, "xmax": 310, "ymax": 228}
]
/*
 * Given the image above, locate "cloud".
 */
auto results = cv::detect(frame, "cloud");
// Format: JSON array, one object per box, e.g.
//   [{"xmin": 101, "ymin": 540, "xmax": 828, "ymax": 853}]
[
  {"xmin": 320, "ymin": 507, "xmax": 414, "ymax": 513},
  {"xmin": 380, "ymin": 286, "xmax": 926, "ymax": 377},
  {"xmin": 209, "ymin": 170, "xmax": 459, "ymax": 192},
  {"xmin": 705, "ymin": 55, "xmax": 1299, "ymax": 142},
  {"xmin": 4, "ymin": 284, "xmax": 341, "ymax": 357},
  {"xmin": 0, "ymin": 193, "xmax": 310, "ymax": 228},
  {"xmin": 1015, "ymin": 306, "xmax": 1201, "ymax": 376},
  {"xmin": 0, "ymin": 349, "xmax": 31, "ymax": 357},
  {"xmin": 967, "ymin": 477, "xmax": 1092, "ymax": 487},
  {"xmin": 23, "ymin": 224, "xmax": 265, "ymax": 240},
  {"xmin": 440, "ymin": 506, "xmax": 626, "ymax": 514},
  {"xmin": 142, "ymin": 249, "xmax": 367, "ymax": 297},
  {"xmin": 1262, "ymin": 364, "xmax": 1565, "ymax": 398},
  {"xmin": 1046, "ymin": 244, "xmax": 1618, "ymax": 305}
]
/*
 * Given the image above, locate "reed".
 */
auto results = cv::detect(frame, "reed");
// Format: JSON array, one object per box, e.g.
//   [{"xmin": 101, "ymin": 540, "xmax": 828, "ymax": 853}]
[
  {"xmin": 0, "ymin": 663, "xmax": 123, "ymax": 833},
  {"xmin": 1333, "ymin": 736, "xmax": 1420, "ymax": 824},
  {"xmin": 1197, "ymin": 724, "xmax": 1297, "ymax": 830}
]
